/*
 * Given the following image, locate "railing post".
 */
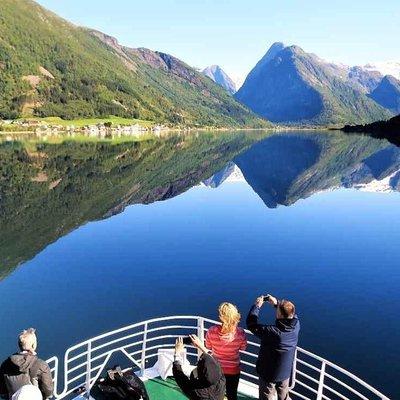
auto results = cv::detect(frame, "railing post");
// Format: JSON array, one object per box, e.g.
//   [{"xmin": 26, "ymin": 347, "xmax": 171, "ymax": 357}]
[
  {"xmin": 197, "ymin": 317, "xmax": 205, "ymax": 360},
  {"xmin": 54, "ymin": 358, "xmax": 59, "ymax": 398},
  {"xmin": 317, "ymin": 361, "xmax": 326, "ymax": 400},
  {"xmin": 140, "ymin": 322, "xmax": 148, "ymax": 377},
  {"xmin": 85, "ymin": 342, "xmax": 92, "ymax": 399},
  {"xmin": 53, "ymin": 367, "xmax": 57, "ymax": 399},
  {"xmin": 290, "ymin": 348, "xmax": 297, "ymax": 390}
]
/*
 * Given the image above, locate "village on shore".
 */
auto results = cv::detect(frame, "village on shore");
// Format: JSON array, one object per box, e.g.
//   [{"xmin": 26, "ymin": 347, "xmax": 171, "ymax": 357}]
[{"xmin": 0, "ymin": 118, "xmax": 172, "ymax": 139}]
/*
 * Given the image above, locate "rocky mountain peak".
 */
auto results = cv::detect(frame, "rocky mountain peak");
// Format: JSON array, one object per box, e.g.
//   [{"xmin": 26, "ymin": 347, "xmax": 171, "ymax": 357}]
[
  {"xmin": 236, "ymin": 42, "xmax": 392, "ymax": 124},
  {"xmin": 202, "ymin": 65, "xmax": 236, "ymax": 94},
  {"xmin": 369, "ymin": 75, "xmax": 400, "ymax": 113}
]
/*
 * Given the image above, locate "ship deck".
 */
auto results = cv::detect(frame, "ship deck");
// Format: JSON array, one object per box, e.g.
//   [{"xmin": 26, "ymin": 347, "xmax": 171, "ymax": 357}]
[
  {"xmin": 145, "ymin": 377, "xmax": 255, "ymax": 399},
  {"xmin": 57, "ymin": 316, "xmax": 390, "ymax": 400}
]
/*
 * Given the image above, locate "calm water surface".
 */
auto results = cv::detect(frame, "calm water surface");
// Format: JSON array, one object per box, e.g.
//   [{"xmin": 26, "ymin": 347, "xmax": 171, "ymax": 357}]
[{"xmin": 0, "ymin": 130, "xmax": 399, "ymax": 398}]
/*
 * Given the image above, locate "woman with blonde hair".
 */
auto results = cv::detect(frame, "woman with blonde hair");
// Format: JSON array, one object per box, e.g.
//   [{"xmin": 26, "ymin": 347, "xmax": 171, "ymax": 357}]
[{"xmin": 205, "ymin": 302, "xmax": 247, "ymax": 400}]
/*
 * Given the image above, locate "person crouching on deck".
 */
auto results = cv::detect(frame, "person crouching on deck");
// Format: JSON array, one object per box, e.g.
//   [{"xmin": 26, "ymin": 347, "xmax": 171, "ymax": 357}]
[
  {"xmin": 205, "ymin": 302, "xmax": 247, "ymax": 400},
  {"xmin": 173, "ymin": 335, "xmax": 225, "ymax": 400}
]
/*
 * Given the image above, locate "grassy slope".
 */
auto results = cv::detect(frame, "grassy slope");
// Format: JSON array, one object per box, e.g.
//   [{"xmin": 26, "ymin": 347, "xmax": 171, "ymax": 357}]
[{"xmin": 0, "ymin": 0, "xmax": 266, "ymax": 127}]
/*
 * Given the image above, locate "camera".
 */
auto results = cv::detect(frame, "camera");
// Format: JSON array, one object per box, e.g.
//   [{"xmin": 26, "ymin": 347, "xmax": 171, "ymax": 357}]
[
  {"xmin": 182, "ymin": 336, "xmax": 192, "ymax": 345},
  {"xmin": 263, "ymin": 294, "xmax": 271, "ymax": 302}
]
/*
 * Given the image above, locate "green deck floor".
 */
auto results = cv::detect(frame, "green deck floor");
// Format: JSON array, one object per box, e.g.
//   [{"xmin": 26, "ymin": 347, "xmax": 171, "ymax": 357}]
[{"xmin": 145, "ymin": 377, "xmax": 254, "ymax": 399}]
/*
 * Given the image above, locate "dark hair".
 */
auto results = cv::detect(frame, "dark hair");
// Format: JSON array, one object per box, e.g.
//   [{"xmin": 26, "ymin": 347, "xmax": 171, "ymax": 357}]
[{"xmin": 279, "ymin": 300, "xmax": 295, "ymax": 319}]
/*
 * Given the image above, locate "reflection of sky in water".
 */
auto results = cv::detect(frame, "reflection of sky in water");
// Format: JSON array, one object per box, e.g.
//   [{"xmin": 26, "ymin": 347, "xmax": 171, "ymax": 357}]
[{"xmin": 0, "ymin": 181, "xmax": 399, "ymax": 397}]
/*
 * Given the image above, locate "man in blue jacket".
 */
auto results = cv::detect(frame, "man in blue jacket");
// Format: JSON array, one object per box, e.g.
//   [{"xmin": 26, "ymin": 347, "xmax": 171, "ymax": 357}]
[{"xmin": 246, "ymin": 295, "xmax": 300, "ymax": 400}]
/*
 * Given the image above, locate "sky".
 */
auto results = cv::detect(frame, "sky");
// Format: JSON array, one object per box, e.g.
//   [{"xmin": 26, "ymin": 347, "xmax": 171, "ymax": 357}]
[{"xmin": 36, "ymin": 0, "xmax": 400, "ymax": 82}]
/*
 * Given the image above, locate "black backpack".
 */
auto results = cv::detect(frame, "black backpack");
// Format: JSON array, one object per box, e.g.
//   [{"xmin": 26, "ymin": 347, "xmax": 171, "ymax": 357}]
[{"xmin": 90, "ymin": 366, "xmax": 149, "ymax": 400}]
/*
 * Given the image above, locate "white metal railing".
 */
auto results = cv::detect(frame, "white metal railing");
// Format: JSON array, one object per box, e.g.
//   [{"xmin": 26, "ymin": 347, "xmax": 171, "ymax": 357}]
[{"xmin": 45, "ymin": 316, "xmax": 390, "ymax": 400}]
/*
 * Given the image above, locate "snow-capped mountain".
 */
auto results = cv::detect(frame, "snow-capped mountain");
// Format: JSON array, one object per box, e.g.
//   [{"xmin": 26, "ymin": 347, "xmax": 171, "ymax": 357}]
[{"xmin": 202, "ymin": 65, "xmax": 236, "ymax": 94}]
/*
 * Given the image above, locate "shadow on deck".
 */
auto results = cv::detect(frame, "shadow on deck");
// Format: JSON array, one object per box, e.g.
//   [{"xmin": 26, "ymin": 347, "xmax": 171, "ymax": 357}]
[{"xmin": 145, "ymin": 377, "xmax": 255, "ymax": 399}]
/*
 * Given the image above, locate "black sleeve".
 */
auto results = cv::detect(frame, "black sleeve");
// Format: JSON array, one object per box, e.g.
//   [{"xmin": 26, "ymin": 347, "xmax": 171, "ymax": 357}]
[
  {"xmin": 0, "ymin": 361, "xmax": 8, "ymax": 399},
  {"xmin": 38, "ymin": 361, "xmax": 54, "ymax": 399},
  {"xmin": 246, "ymin": 305, "xmax": 276, "ymax": 341},
  {"xmin": 172, "ymin": 361, "xmax": 196, "ymax": 399}
]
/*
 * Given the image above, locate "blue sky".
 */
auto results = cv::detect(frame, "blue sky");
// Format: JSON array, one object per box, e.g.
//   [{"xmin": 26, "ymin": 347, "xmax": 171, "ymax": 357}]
[{"xmin": 37, "ymin": 0, "xmax": 400, "ymax": 80}]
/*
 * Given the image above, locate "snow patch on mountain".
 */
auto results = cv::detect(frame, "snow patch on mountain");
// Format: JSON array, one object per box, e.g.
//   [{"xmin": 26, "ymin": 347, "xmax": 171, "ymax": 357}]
[
  {"xmin": 202, "ymin": 162, "xmax": 245, "ymax": 188},
  {"xmin": 354, "ymin": 169, "xmax": 400, "ymax": 193},
  {"xmin": 363, "ymin": 62, "xmax": 400, "ymax": 80}
]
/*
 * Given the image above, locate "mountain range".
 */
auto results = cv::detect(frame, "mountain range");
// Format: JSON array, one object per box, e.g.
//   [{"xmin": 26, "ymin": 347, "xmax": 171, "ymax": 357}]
[
  {"xmin": 1, "ymin": 0, "xmax": 399, "ymax": 128},
  {"xmin": 0, "ymin": 0, "xmax": 266, "ymax": 127},
  {"xmin": 236, "ymin": 43, "xmax": 398, "ymax": 125}
]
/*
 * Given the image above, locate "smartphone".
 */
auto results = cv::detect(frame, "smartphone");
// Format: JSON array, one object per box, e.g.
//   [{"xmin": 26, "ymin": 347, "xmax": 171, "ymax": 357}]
[
  {"xmin": 263, "ymin": 295, "xmax": 271, "ymax": 302},
  {"xmin": 182, "ymin": 336, "xmax": 192, "ymax": 345}
]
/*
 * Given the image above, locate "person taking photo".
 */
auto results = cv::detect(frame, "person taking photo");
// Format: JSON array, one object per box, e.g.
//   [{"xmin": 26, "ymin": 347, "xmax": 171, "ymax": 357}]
[
  {"xmin": 246, "ymin": 295, "xmax": 300, "ymax": 400},
  {"xmin": 173, "ymin": 334, "xmax": 225, "ymax": 400}
]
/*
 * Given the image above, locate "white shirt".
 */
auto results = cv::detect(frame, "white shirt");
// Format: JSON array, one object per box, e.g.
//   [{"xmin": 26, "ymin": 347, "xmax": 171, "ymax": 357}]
[{"xmin": 12, "ymin": 385, "xmax": 42, "ymax": 400}]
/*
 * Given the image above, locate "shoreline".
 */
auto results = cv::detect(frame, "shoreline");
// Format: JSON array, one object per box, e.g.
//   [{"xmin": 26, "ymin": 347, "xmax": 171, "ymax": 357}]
[
  {"xmin": 0, "ymin": 115, "xmax": 348, "ymax": 136},
  {"xmin": 0, "ymin": 120, "xmax": 341, "ymax": 138}
]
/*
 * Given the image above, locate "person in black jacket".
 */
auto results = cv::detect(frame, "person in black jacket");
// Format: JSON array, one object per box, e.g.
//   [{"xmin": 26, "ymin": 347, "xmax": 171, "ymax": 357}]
[
  {"xmin": 0, "ymin": 328, "xmax": 53, "ymax": 400},
  {"xmin": 247, "ymin": 295, "xmax": 300, "ymax": 400},
  {"xmin": 173, "ymin": 335, "xmax": 225, "ymax": 400}
]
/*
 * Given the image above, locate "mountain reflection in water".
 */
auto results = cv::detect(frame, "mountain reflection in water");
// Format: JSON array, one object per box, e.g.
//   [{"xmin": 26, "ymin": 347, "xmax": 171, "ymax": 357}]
[
  {"xmin": 0, "ymin": 131, "xmax": 260, "ymax": 278},
  {"xmin": 1, "ymin": 130, "xmax": 399, "ymax": 278},
  {"xmin": 205, "ymin": 133, "xmax": 400, "ymax": 208}
]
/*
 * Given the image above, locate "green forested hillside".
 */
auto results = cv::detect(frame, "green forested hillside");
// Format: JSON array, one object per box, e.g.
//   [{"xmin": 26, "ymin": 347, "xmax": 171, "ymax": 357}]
[{"xmin": 0, "ymin": 0, "xmax": 266, "ymax": 127}]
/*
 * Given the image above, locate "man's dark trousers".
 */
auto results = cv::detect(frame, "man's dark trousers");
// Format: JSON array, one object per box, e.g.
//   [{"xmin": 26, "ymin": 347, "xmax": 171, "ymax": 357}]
[{"xmin": 259, "ymin": 377, "xmax": 290, "ymax": 400}]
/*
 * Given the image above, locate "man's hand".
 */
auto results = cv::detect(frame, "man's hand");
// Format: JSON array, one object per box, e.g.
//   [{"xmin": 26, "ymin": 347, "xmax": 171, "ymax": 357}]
[
  {"xmin": 255, "ymin": 296, "xmax": 265, "ymax": 308},
  {"xmin": 189, "ymin": 334, "xmax": 202, "ymax": 348},
  {"xmin": 175, "ymin": 337, "xmax": 184, "ymax": 355},
  {"xmin": 267, "ymin": 295, "xmax": 278, "ymax": 306},
  {"xmin": 189, "ymin": 334, "xmax": 208, "ymax": 354},
  {"xmin": 255, "ymin": 295, "xmax": 278, "ymax": 308}
]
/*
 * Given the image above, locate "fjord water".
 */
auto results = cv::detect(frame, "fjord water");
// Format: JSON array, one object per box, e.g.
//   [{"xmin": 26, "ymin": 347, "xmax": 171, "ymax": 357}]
[{"xmin": 0, "ymin": 131, "xmax": 399, "ymax": 398}]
